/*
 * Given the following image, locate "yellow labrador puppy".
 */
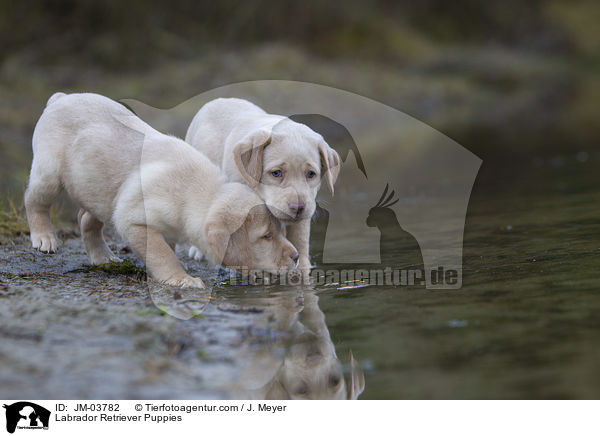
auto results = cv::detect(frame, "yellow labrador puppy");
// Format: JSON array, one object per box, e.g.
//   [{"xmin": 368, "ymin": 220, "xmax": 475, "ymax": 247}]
[
  {"xmin": 25, "ymin": 93, "xmax": 298, "ymax": 288},
  {"xmin": 186, "ymin": 98, "xmax": 340, "ymax": 276}
]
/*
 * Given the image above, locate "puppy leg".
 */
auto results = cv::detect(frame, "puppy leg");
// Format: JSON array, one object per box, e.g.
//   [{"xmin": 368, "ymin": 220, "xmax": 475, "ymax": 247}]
[
  {"xmin": 24, "ymin": 158, "xmax": 61, "ymax": 253},
  {"xmin": 125, "ymin": 224, "xmax": 205, "ymax": 288},
  {"xmin": 298, "ymin": 291, "xmax": 329, "ymax": 337},
  {"xmin": 286, "ymin": 219, "xmax": 312, "ymax": 275},
  {"xmin": 77, "ymin": 209, "xmax": 122, "ymax": 265}
]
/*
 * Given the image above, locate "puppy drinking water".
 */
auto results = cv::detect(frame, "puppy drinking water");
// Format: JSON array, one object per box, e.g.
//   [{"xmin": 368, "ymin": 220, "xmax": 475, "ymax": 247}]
[
  {"xmin": 25, "ymin": 93, "xmax": 298, "ymax": 288},
  {"xmin": 186, "ymin": 98, "xmax": 341, "ymax": 275}
]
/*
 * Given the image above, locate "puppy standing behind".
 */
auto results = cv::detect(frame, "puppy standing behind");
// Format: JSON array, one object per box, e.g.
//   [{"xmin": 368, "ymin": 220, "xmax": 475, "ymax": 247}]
[
  {"xmin": 185, "ymin": 98, "xmax": 340, "ymax": 275},
  {"xmin": 25, "ymin": 92, "xmax": 298, "ymax": 288}
]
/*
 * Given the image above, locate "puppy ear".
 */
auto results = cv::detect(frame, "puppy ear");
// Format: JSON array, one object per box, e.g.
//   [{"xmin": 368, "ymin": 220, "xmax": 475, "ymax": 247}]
[
  {"xmin": 205, "ymin": 220, "xmax": 230, "ymax": 266},
  {"xmin": 347, "ymin": 350, "xmax": 365, "ymax": 400},
  {"xmin": 233, "ymin": 129, "xmax": 271, "ymax": 188},
  {"xmin": 318, "ymin": 140, "xmax": 341, "ymax": 195},
  {"xmin": 205, "ymin": 201, "xmax": 250, "ymax": 268}
]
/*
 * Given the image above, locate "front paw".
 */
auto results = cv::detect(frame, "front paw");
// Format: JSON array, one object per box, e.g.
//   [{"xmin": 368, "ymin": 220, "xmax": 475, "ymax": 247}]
[
  {"xmin": 188, "ymin": 245, "xmax": 205, "ymax": 261},
  {"xmin": 298, "ymin": 257, "xmax": 312, "ymax": 272},
  {"xmin": 288, "ymin": 258, "xmax": 312, "ymax": 283},
  {"xmin": 163, "ymin": 275, "xmax": 206, "ymax": 289},
  {"xmin": 31, "ymin": 232, "xmax": 60, "ymax": 253}
]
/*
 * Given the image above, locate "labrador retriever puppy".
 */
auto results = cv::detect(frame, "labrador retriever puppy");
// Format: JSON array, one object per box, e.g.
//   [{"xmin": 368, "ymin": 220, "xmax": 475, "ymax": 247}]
[
  {"xmin": 185, "ymin": 98, "xmax": 340, "ymax": 276},
  {"xmin": 25, "ymin": 92, "xmax": 298, "ymax": 288}
]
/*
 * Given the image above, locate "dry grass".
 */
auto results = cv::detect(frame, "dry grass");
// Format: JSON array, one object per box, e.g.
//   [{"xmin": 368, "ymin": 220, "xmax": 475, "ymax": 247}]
[
  {"xmin": 0, "ymin": 192, "xmax": 70, "ymax": 237},
  {"xmin": 0, "ymin": 196, "xmax": 29, "ymax": 236}
]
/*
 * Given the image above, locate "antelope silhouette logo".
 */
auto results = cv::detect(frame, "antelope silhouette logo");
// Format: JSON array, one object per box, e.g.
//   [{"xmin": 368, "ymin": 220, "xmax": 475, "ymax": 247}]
[
  {"xmin": 296, "ymin": 114, "xmax": 424, "ymax": 270},
  {"xmin": 3, "ymin": 402, "xmax": 50, "ymax": 433},
  {"xmin": 289, "ymin": 114, "xmax": 367, "ymax": 178}
]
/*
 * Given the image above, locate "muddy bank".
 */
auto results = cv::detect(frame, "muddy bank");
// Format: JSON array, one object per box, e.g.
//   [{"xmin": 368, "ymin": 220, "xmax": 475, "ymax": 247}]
[{"xmin": 0, "ymin": 231, "xmax": 291, "ymax": 399}]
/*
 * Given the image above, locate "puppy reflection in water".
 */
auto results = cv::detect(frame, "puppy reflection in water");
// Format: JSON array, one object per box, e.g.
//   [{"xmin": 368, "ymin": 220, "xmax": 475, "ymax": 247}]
[{"xmin": 233, "ymin": 290, "xmax": 365, "ymax": 400}]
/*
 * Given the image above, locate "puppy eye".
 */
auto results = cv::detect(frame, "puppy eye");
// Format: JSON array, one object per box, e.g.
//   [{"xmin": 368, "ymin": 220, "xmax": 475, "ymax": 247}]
[
  {"xmin": 329, "ymin": 375, "xmax": 341, "ymax": 387},
  {"xmin": 306, "ymin": 170, "xmax": 316, "ymax": 179},
  {"xmin": 262, "ymin": 232, "xmax": 273, "ymax": 240},
  {"xmin": 271, "ymin": 170, "xmax": 282, "ymax": 178},
  {"xmin": 294, "ymin": 385, "xmax": 308, "ymax": 396}
]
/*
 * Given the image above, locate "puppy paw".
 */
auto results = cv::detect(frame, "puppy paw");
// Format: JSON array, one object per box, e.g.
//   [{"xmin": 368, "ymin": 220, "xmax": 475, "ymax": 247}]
[
  {"xmin": 164, "ymin": 275, "xmax": 206, "ymax": 289},
  {"xmin": 294, "ymin": 258, "xmax": 313, "ymax": 281},
  {"xmin": 188, "ymin": 245, "xmax": 205, "ymax": 261},
  {"xmin": 31, "ymin": 232, "xmax": 60, "ymax": 253},
  {"xmin": 287, "ymin": 267, "xmax": 312, "ymax": 284},
  {"xmin": 298, "ymin": 257, "xmax": 312, "ymax": 271}
]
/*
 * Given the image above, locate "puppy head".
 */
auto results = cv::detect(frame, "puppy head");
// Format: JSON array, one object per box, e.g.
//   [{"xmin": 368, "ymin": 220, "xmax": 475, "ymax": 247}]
[
  {"xmin": 204, "ymin": 184, "xmax": 298, "ymax": 273},
  {"xmin": 233, "ymin": 119, "xmax": 341, "ymax": 223},
  {"xmin": 267, "ymin": 333, "xmax": 365, "ymax": 400}
]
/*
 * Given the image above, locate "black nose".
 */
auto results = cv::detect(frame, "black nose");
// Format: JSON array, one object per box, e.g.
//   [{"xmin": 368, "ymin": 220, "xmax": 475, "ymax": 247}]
[
  {"xmin": 289, "ymin": 201, "xmax": 305, "ymax": 216},
  {"xmin": 291, "ymin": 252, "xmax": 299, "ymax": 263}
]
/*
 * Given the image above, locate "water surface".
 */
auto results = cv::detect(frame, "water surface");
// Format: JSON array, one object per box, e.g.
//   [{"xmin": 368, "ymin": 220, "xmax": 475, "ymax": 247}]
[{"xmin": 219, "ymin": 156, "xmax": 600, "ymax": 399}]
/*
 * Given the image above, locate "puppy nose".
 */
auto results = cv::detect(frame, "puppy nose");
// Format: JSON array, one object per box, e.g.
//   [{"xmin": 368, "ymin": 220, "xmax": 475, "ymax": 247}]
[
  {"xmin": 291, "ymin": 251, "xmax": 299, "ymax": 263},
  {"xmin": 289, "ymin": 201, "xmax": 305, "ymax": 215}
]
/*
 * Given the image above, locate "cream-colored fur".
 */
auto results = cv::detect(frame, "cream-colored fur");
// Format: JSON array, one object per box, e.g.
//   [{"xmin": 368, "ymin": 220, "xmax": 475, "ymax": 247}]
[
  {"xmin": 185, "ymin": 98, "xmax": 340, "ymax": 274},
  {"xmin": 236, "ymin": 290, "xmax": 365, "ymax": 400},
  {"xmin": 25, "ymin": 92, "xmax": 298, "ymax": 288}
]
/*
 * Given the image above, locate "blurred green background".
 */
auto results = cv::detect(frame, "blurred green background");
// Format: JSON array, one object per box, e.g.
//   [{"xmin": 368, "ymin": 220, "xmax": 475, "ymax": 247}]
[
  {"xmin": 1, "ymin": 0, "xmax": 599, "ymax": 400},
  {"xmin": 1, "ymin": 0, "xmax": 598, "ymax": 201}
]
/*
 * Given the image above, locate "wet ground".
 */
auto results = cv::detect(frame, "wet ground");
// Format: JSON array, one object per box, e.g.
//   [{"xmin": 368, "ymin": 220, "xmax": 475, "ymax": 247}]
[
  {"xmin": 0, "ymin": 233, "xmax": 305, "ymax": 399},
  {"xmin": 1, "ymin": 155, "xmax": 598, "ymax": 399}
]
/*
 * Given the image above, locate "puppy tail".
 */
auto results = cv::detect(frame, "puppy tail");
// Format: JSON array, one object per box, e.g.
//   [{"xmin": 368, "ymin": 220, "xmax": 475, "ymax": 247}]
[{"xmin": 47, "ymin": 92, "xmax": 67, "ymax": 107}]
